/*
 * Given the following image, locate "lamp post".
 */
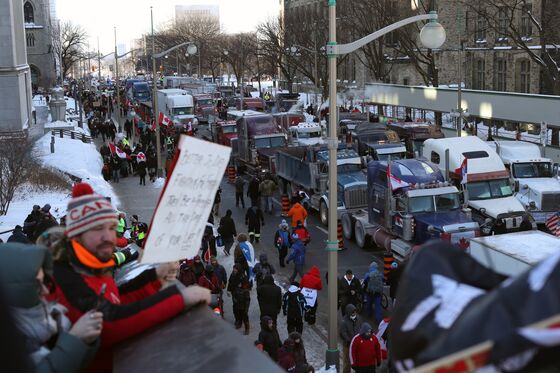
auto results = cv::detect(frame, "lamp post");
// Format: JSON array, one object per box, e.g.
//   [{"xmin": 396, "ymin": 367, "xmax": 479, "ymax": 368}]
[
  {"xmin": 151, "ymin": 6, "xmax": 197, "ymax": 177},
  {"xmin": 324, "ymin": 7, "xmax": 446, "ymax": 370},
  {"xmin": 114, "ymin": 27, "xmax": 121, "ymax": 131}
]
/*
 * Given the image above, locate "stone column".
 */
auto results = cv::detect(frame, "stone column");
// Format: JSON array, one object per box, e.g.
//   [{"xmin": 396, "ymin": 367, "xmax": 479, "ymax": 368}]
[{"xmin": 49, "ymin": 86, "xmax": 66, "ymax": 122}]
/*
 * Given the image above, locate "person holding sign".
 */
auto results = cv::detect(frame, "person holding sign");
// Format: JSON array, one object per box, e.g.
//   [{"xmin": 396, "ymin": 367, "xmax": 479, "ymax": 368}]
[
  {"xmin": 50, "ymin": 183, "xmax": 211, "ymax": 373},
  {"xmin": 300, "ymin": 266, "xmax": 323, "ymax": 325}
]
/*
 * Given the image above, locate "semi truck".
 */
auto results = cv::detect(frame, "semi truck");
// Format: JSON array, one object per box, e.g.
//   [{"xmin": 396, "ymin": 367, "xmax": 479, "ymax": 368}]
[
  {"xmin": 275, "ymin": 146, "xmax": 368, "ymax": 225},
  {"xmin": 130, "ymin": 82, "xmax": 151, "ymax": 103},
  {"xmin": 387, "ymin": 121, "xmax": 444, "ymax": 158},
  {"xmin": 193, "ymin": 94, "xmax": 215, "ymax": 123},
  {"xmin": 468, "ymin": 230, "xmax": 560, "ymax": 277},
  {"xmin": 215, "ymin": 120, "xmax": 237, "ymax": 146},
  {"xmin": 488, "ymin": 140, "xmax": 560, "ymax": 225},
  {"xmin": 288, "ymin": 123, "xmax": 325, "ymax": 146},
  {"xmin": 156, "ymin": 89, "xmax": 197, "ymax": 127},
  {"xmin": 422, "ymin": 136, "xmax": 533, "ymax": 236},
  {"xmin": 351, "ymin": 122, "xmax": 407, "ymax": 161},
  {"xmin": 344, "ymin": 159, "xmax": 479, "ymax": 260}
]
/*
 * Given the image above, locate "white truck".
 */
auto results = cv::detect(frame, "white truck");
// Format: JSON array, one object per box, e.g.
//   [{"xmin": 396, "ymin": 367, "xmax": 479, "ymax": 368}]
[
  {"xmin": 488, "ymin": 140, "xmax": 560, "ymax": 225},
  {"xmin": 156, "ymin": 89, "xmax": 198, "ymax": 126},
  {"xmin": 422, "ymin": 136, "xmax": 533, "ymax": 235},
  {"xmin": 468, "ymin": 230, "xmax": 560, "ymax": 277},
  {"xmin": 288, "ymin": 122, "xmax": 325, "ymax": 146}
]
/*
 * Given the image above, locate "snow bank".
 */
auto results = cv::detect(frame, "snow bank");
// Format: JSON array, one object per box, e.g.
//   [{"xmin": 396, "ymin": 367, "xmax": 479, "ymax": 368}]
[
  {"xmin": 34, "ymin": 133, "xmax": 119, "ymax": 206},
  {"xmin": 152, "ymin": 178, "xmax": 165, "ymax": 189}
]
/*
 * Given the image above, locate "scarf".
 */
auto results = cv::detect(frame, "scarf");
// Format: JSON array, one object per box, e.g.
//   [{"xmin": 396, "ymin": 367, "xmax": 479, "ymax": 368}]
[{"xmin": 72, "ymin": 239, "xmax": 115, "ymax": 269}]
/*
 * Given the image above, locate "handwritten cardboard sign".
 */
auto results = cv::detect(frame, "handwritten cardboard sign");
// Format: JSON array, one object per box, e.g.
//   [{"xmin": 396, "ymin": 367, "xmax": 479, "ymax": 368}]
[{"xmin": 141, "ymin": 135, "xmax": 231, "ymax": 264}]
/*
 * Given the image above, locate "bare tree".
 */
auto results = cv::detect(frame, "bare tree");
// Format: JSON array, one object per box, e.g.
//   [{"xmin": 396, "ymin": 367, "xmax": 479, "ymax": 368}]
[
  {"xmin": 221, "ymin": 33, "xmax": 257, "ymax": 88},
  {"xmin": 52, "ymin": 21, "xmax": 88, "ymax": 80},
  {"xmin": 0, "ymin": 139, "xmax": 34, "ymax": 215}
]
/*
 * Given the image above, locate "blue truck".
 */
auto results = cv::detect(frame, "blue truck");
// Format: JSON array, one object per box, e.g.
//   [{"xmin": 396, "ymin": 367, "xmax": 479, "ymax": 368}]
[
  {"xmin": 275, "ymin": 146, "xmax": 368, "ymax": 225},
  {"xmin": 344, "ymin": 159, "xmax": 479, "ymax": 260},
  {"xmin": 129, "ymin": 81, "xmax": 151, "ymax": 103}
]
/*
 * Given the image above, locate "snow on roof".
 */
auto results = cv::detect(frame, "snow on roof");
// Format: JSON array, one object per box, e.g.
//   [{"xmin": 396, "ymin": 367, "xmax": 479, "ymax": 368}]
[{"xmin": 471, "ymin": 231, "xmax": 560, "ymax": 265}]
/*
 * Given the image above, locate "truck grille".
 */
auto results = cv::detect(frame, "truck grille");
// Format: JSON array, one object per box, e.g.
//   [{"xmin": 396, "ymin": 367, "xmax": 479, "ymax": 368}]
[
  {"xmin": 541, "ymin": 193, "xmax": 560, "ymax": 211},
  {"xmin": 344, "ymin": 186, "xmax": 368, "ymax": 209}
]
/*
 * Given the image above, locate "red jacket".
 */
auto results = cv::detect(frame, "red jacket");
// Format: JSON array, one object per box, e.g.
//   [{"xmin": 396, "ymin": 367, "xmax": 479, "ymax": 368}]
[
  {"xmin": 349, "ymin": 334, "xmax": 382, "ymax": 368},
  {"xmin": 52, "ymin": 249, "xmax": 185, "ymax": 373},
  {"xmin": 198, "ymin": 274, "xmax": 223, "ymax": 293},
  {"xmin": 300, "ymin": 266, "xmax": 323, "ymax": 290}
]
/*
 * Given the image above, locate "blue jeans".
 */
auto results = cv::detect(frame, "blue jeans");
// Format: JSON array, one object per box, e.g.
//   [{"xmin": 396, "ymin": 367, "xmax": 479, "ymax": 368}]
[
  {"xmin": 263, "ymin": 196, "xmax": 273, "ymax": 213},
  {"xmin": 365, "ymin": 292, "xmax": 382, "ymax": 324}
]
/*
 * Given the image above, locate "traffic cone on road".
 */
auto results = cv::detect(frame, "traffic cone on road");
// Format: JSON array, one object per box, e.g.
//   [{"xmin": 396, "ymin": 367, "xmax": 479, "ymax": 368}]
[
  {"xmin": 227, "ymin": 165, "xmax": 236, "ymax": 184},
  {"xmin": 337, "ymin": 219, "xmax": 344, "ymax": 250},
  {"xmin": 383, "ymin": 252, "xmax": 394, "ymax": 281},
  {"xmin": 281, "ymin": 194, "xmax": 290, "ymax": 216}
]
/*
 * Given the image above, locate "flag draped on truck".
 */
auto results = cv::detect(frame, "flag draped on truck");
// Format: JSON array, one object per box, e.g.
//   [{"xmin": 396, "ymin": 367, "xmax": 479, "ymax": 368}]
[
  {"xmin": 454, "ymin": 157, "xmax": 468, "ymax": 184},
  {"xmin": 387, "ymin": 162, "xmax": 410, "ymax": 191},
  {"xmin": 545, "ymin": 212, "xmax": 560, "ymax": 237}
]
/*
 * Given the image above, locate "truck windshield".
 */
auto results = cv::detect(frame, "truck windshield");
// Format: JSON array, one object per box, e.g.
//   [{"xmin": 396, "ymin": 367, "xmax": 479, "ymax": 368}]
[
  {"xmin": 377, "ymin": 152, "xmax": 405, "ymax": 161},
  {"xmin": 466, "ymin": 179, "xmax": 513, "ymax": 200},
  {"xmin": 512, "ymin": 162, "xmax": 553, "ymax": 178},
  {"xmin": 255, "ymin": 136, "xmax": 284, "ymax": 148},
  {"xmin": 337, "ymin": 163, "xmax": 362, "ymax": 173},
  {"xmin": 197, "ymin": 99, "xmax": 213, "ymax": 106},
  {"xmin": 298, "ymin": 131, "xmax": 322, "ymax": 139},
  {"xmin": 222, "ymin": 125, "xmax": 237, "ymax": 134},
  {"xmin": 409, "ymin": 193, "xmax": 460, "ymax": 213},
  {"xmin": 172, "ymin": 107, "xmax": 193, "ymax": 115}
]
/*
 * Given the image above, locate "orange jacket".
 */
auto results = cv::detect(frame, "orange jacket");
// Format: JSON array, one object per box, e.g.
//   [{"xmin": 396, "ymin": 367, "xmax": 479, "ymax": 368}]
[{"xmin": 287, "ymin": 203, "xmax": 307, "ymax": 227}]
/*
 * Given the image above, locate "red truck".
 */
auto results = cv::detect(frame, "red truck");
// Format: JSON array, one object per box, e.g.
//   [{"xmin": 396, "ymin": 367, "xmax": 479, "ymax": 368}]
[
  {"xmin": 193, "ymin": 94, "xmax": 215, "ymax": 123},
  {"xmin": 215, "ymin": 120, "xmax": 238, "ymax": 146}
]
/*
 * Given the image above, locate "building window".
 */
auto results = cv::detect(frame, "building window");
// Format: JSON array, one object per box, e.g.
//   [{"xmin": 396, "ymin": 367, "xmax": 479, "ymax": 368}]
[
  {"xmin": 516, "ymin": 59, "xmax": 531, "ymax": 93},
  {"xmin": 494, "ymin": 59, "xmax": 507, "ymax": 91},
  {"xmin": 497, "ymin": 7, "xmax": 508, "ymax": 38},
  {"xmin": 26, "ymin": 32, "xmax": 35, "ymax": 47},
  {"xmin": 520, "ymin": 3, "xmax": 532, "ymax": 37},
  {"xmin": 24, "ymin": 1, "xmax": 34, "ymax": 23},
  {"xmin": 472, "ymin": 58, "xmax": 485, "ymax": 90},
  {"xmin": 474, "ymin": 13, "xmax": 486, "ymax": 42}
]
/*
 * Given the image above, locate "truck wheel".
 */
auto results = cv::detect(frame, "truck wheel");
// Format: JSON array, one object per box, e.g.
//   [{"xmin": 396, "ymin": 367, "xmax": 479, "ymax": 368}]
[
  {"xmin": 319, "ymin": 201, "xmax": 328, "ymax": 226},
  {"xmin": 355, "ymin": 220, "xmax": 366, "ymax": 249},
  {"xmin": 342, "ymin": 213, "xmax": 354, "ymax": 239}
]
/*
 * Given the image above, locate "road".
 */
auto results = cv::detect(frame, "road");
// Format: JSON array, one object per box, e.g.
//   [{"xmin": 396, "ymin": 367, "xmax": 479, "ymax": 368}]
[{"xmin": 106, "ymin": 131, "xmax": 388, "ymax": 369}]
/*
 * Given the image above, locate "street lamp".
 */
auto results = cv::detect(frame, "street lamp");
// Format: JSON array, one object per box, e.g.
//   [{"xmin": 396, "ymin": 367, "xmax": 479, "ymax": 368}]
[
  {"xmin": 151, "ymin": 6, "xmax": 197, "ymax": 177},
  {"xmin": 324, "ymin": 7, "xmax": 446, "ymax": 370}
]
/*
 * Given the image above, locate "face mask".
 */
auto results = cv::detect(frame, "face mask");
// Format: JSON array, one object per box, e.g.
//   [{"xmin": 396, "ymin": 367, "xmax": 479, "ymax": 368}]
[{"xmin": 350, "ymin": 314, "xmax": 357, "ymax": 320}]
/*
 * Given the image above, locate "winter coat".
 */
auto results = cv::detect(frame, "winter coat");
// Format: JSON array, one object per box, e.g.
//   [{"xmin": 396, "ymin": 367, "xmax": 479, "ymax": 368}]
[
  {"xmin": 282, "ymin": 285, "xmax": 307, "ymax": 321},
  {"xmin": 338, "ymin": 275, "xmax": 362, "ymax": 309},
  {"xmin": 289, "ymin": 332, "xmax": 309, "ymax": 373},
  {"xmin": 227, "ymin": 270, "xmax": 251, "ymax": 310},
  {"xmin": 257, "ymin": 275, "xmax": 282, "ymax": 318},
  {"xmin": 23, "ymin": 210, "xmax": 42, "ymax": 240},
  {"xmin": 300, "ymin": 266, "xmax": 323, "ymax": 291},
  {"xmin": 235, "ymin": 178, "xmax": 245, "ymax": 193},
  {"xmin": 51, "ymin": 239, "xmax": 185, "ymax": 373},
  {"xmin": 212, "ymin": 263, "xmax": 228, "ymax": 287},
  {"xmin": 258, "ymin": 316, "xmax": 281, "ymax": 361},
  {"xmin": 136, "ymin": 161, "xmax": 147, "ymax": 177},
  {"xmin": 218, "ymin": 215, "xmax": 237, "ymax": 240},
  {"xmin": 245, "ymin": 206, "xmax": 264, "ymax": 228},
  {"xmin": 0, "ymin": 243, "xmax": 98, "ymax": 373},
  {"xmin": 274, "ymin": 228, "xmax": 292, "ymax": 249},
  {"xmin": 7, "ymin": 226, "xmax": 31, "ymax": 244},
  {"xmin": 292, "ymin": 226, "xmax": 310, "ymax": 244},
  {"xmin": 198, "ymin": 273, "xmax": 223, "ymax": 294},
  {"xmin": 247, "ymin": 179, "xmax": 260, "ymax": 199},
  {"xmin": 287, "ymin": 203, "xmax": 307, "ymax": 227},
  {"xmin": 350, "ymin": 323, "xmax": 382, "ymax": 368},
  {"xmin": 253, "ymin": 254, "xmax": 276, "ymax": 286},
  {"xmin": 339, "ymin": 304, "xmax": 363, "ymax": 346},
  {"xmin": 363, "ymin": 262, "xmax": 384, "ymax": 295},
  {"xmin": 178, "ymin": 265, "xmax": 197, "ymax": 287},
  {"xmin": 286, "ymin": 239, "xmax": 305, "ymax": 266},
  {"xmin": 259, "ymin": 179, "xmax": 277, "ymax": 197},
  {"xmin": 277, "ymin": 342, "xmax": 297, "ymax": 372}
]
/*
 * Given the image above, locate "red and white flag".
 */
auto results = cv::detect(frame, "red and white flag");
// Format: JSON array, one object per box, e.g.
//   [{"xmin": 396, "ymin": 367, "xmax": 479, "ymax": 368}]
[
  {"xmin": 545, "ymin": 212, "xmax": 560, "ymax": 237},
  {"xmin": 387, "ymin": 163, "xmax": 409, "ymax": 191},
  {"xmin": 159, "ymin": 112, "xmax": 172, "ymax": 127},
  {"xmin": 109, "ymin": 143, "xmax": 131, "ymax": 160},
  {"xmin": 136, "ymin": 152, "xmax": 146, "ymax": 163},
  {"xmin": 454, "ymin": 157, "xmax": 468, "ymax": 184}
]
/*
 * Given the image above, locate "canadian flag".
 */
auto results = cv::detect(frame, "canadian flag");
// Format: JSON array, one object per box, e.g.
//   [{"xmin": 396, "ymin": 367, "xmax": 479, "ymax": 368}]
[
  {"xmin": 159, "ymin": 112, "xmax": 172, "ymax": 127},
  {"xmin": 387, "ymin": 163, "xmax": 409, "ymax": 191},
  {"xmin": 454, "ymin": 157, "xmax": 468, "ymax": 184},
  {"xmin": 136, "ymin": 152, "xmax": 146, "ymax": 163},
  {"xmin": 109, "ymin": 143, "xmax": 131, "ymax": 160}
]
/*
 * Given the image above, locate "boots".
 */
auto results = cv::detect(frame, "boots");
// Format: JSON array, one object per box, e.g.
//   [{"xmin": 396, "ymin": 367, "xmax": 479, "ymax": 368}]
[{"xmin": 244, "ymin": 321, "xmax": 250, "ymax": 335}]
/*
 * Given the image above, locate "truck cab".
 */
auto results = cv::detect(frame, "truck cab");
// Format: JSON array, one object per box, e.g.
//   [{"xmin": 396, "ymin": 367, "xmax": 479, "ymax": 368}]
[
  {"xmin": 351, "ymin": 122, "xmax": 406, "ymax": 161},
  {"xmin": 215, "ymin": 120, "xmax": 237, "ymax": 146},
  {"xmin": 131, "ymin": 82, "xmax": 151, "ymax": 103},
  {"xmin": 423, "ymin": 136, "xmax": 533, "ymax": 236},
  {"xmin": 157, "ymin": 89, "xmax": 197, "ymax": 127},
  {"xmin": 289, "ymin": 122, "xmax": 325, "ymax": 146},
  {"xmin": 488, "ymin": 140, "xmax": 560, "ymax": 225},
  {"xmin": 193, "ymin": 94, "xmax": 215, "ymax": 123},
  {"xmin": 387, "ymin": 121, "xmax": 444, "ymax": 158}
]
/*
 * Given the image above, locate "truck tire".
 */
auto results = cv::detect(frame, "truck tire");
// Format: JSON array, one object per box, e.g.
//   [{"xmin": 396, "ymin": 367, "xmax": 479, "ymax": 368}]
[
  {"xmin": 354, "ymin": 220, "xmax": 366, "ymax": 249},
  {"xmin": 319, "ymin": 201, "xmax": 328, "ymax": 226},
  {"xmin": 342, "ymin": 213, "xmax": 354, "ymax": 239}
]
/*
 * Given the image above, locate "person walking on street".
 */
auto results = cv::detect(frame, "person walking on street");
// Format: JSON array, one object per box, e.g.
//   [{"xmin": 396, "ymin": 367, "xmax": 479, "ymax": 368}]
[
  {"xmin": 218, "ymin": 210, "xmax": 237, "ymax": 255},
  {"xmin": 210, "ymin": 256, "xmax": 227, "ymax": 288},
  {"xmin": 340, "ymin": 304, "xmax": 363, "ymax": 373},
  {"xmin": 257, "ymin": 274, "xmax": 282, "ymax": 324},
  {"xmin": 245, "ymin": 204, "xmax": 264, "ymax": 244},
  {"xmin": 277, "ymin": 339, "xmax": 297, "ymax": 372},
  {"xmin": 253, "ymin": 253, "xmax": 276, "ymax": 287},
  {"xmin": 227, "ymin": 264, "xmax": 252, "ymax": 334},
  {"xmin": 288, "ymin": 199, "xmax": 307, "ymax": 228},
  {"xmin": 259, "ymin": 176, "xmax": 277, "ymax": 214},
  {"xmin": 235, "ymin": 176, "xmax": 246, "ymax": 208},
  {"xmin": 339, "ymin": 269, "xmax": 363, "ymax": 316},
  {"xmin": 289, "ymin": 332, "xmax": 313, "ymax": 373},
  {"xmin": 234, "ymin": 233, "xmax": 256, "ymax": 281},
  {"xmin": 247, "ymin": 177, "xmax": 261, "ymax": 207},
  {"xmin": 300, "ymin": 266, "xmax": 322, "ymax": 325},
  {"xmin": 137, "ymin": 159, "xmax": 147, "ymax": 186},
  {"xmin": 178, "ymin": 259, "xmax": 197, "ymax": 287},
  {"xmin": 349, "ymin": 323, "xmax": 382, "ymax": 373},
  {"xmin": 363, "ymin": 262, "xmax": 384, "ymax": 324},
  {"xmin": 292, "ymin": 221, "xmax": 310, "ymax": 245},
  {"xmin": 213, "ymin": 188, "xmax": 222, "ymax": 217},
  {"xmin": 274, "ymin": 220, "xmax": 292, "ymax": 267},
  {"xmin": 286, "ymin": 233, "xmax": 306, "ymax": 283},
  {"xmin": 282, "ymin": 281, "xmax": 307, "ymax": 334},
  {"xmin": 110, "ymin": 154, "xmax": 120, "ymax": 183},
  {"xmin": 258, "ymin": 315, "xmax": 281, "ymax": 362}
]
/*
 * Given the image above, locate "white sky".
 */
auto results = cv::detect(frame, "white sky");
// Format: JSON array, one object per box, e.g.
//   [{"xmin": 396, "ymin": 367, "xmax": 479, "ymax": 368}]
[{"xmin": 56, "ymin": 0, "xmax": 279, "ymax": 54}]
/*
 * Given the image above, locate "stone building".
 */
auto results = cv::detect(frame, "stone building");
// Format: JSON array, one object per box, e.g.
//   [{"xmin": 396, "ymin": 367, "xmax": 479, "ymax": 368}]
[{"xmin": 23, "ymin": 0, "xmax": 56, "ymax": 90}]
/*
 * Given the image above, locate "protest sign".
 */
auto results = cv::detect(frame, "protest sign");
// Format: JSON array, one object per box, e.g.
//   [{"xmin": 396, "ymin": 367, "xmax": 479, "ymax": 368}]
[{"xmin": 141, "ymin": 135, "xmax": 231, "ymax": 264}]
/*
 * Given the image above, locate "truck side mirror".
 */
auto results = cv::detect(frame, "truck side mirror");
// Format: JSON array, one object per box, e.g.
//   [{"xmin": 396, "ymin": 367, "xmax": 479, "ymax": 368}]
[{"xmin": 513, "ymin": 180, "xmax": 519, "ymax": 192}]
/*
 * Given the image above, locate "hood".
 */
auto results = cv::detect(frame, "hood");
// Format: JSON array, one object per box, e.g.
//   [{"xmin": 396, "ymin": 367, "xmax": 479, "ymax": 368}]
[
  {"xmin": 468, "ymin": 196, "xmax": 526, "ymax": 218},
  {"xmin": 259, "ymin": 253, "xmax": 268, "ymax": 263},
  {"xmin": 414, "ymin": 210, "xmax": 475, "ymax": 230},
  {"xmin": 288, "ymin": 285, "xmax": 300, "ymax": 293},
  {"xmin": 0, "ymin": 243, "xmax": 53, "ymax": 308},
  {"xmin": 262, "ymin": 274, "xmax": 274, "ymax": 285},
  {"xmin": 261, "ymin": 315, "xmax": 273, "ymax": 329},
  {"xmin": 368, "ymin": 261, "xmax": 379, "ymax": 271},
  {"xmin": 518, "ymin": 178, "xmax": 560, "ymax": 194},
  {"xmin": 308, "ymin": 265, "xmax": 320, "ymax": 278},
  {"xmin": 359, "ymin": 322, "xmax": 372, "ymax": 337},
  {"xmin": 345, "ymin": 303, "xmax": 357, "ymax": 316},
  {"xmin": 338, "ymin": 172, "xmax": 367, "ymax": 187},
  {"xmin": 296, "ymin": 138, "xmax": 325, "ymax": 146}
]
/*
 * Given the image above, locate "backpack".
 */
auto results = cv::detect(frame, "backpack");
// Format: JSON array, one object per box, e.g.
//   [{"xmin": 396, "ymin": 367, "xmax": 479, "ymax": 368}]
[{"xmin": 366, "ymin": 270, "xmax": 384, "ymax": 294}]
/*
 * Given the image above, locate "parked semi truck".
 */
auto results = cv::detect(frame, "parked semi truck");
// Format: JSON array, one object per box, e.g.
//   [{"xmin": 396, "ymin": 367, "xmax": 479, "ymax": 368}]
[
  {"xmin": 488, "ymin": 140, "xmax": 560, "ymax": 225},
  {"xmin": 468, "ymin": 230, "xmax": 560, "ymax": 277},
  {"xmin": 351, "ymin": 122, "xmax": 406, "ymax": 160},
  {"xmin": 275, "ymin": 146, "xmax": 368, "ymax": 225},
  {"xmin": 387, "ymin": 121, "xmax": 444, "ymax": 158},
  {"xmin": 343, "ymin": 159, "xmax": 479, "ymax": 260},
  {"xmin": 422, "ymin": 136, "xmax": 533, "ymax": 236},
  {"xmin": 156, "ymin": 89, "xmax": 197, "ymax": 126},
  {"xmin": 193, "ymin": 94, "xmax": 215, "ymax": 123}
]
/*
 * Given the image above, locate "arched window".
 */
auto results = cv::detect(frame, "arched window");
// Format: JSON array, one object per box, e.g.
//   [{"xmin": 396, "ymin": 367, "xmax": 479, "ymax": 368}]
[{"xmin": 24, "ymin": 2, "xmax": 34, "ymax": 23}]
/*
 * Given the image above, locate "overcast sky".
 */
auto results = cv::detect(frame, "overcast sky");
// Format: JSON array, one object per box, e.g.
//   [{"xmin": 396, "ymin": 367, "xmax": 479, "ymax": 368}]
[{"xmin": 56, "ymin": 0, "xmax": 279, "ymax": 54}]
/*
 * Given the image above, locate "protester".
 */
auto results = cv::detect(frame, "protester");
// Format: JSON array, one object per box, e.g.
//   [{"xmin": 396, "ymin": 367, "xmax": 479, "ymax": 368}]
[
  {"xmin": 349, "ymin": 323, "xmax": 382, "ymax": 373},
  {"xmin": 198, "ymin": 264, "xmax": 224, "ymax": 294},
  {"xmin": 245, "ymin": 204, "xmax": 265, "ymax": 244},
  {"xmin": 257, "ymin": 274, "xmax": 282, "ymax": 324},
  {"xmin": 210, "ymin": 256, "xmax": 227, "ymax": 288},
  {"xmin": 7, "ymin": 225, "xmax": 30, "ymax": 244},
  {"xmin": 253, "ymin": 253, "xmax": 276, "ymax": 287},
  {"xmin": 289, "ymin": 332, "xmax": 313, "ymax": 373},
  {"xmin": 137, "ymin": 158, "xmax": 147, "ymax": 186},
  {"xmin": 274, "ymin": 220, "xmax": 292, "ymax": 267},
  {"xmin": 247, "ymin": 177, "xmax": 261, "ymax": 207},
  {"xmin": 116, "ymin": 212, "xmax": 126, "ymax": 237},
  {"xmin": 277, "ymin": 339, "xmax": 297, "ymax": 372},
  {"xmin": 292, "ymin": 220, "xmax": 310, "ymax": 245},
  {"xmin": 340, "ymin": 304, "xmax": 363, "ymax": 373},
  {"xmin": 192, "ymin": 255, "xmax": 206, "ymax": 281},
  {"xmin": 178, "ymin": 259, "xmax": 197, "ymax": 287},
  {"xmin": 363, "ymin": 262, "xmax": 384, "ymax": 324},
  {"xmin": 387, "ymin": 261, "xmax": 403, "ymax": 305},
  {"xmin": 259, "ymin": 176, "xmax": 277, "ymax": 214},
  {"xmin": 234, "ymin": 233, "xmax": 256, "ymax": 280},
  {"xmin": 258, "ymin": 315, "xmax": 282, "ymax": 362},
  {"xmin": 287, "ymin": 198, "xmax": 307, "ymax": 228},
  {"xmin": 227, "ymin": 264, "xmax": 252, "ymax": 335},
  {"xmin": 23, "ymin": 205, "xmax": 42, "ymax": 241},
  {"xmin": 235, "ymin": 176, "xmax": 246, "ymax": 208},
  {"xmin": 50, "ymin": 183, "xmax": 211, "ymax": 372},
  {"xmin": 300, "ymin": 266, "xmax": 322, "ymax": 325},
  {"xmin": 213, "ymin": 188, "xmax": 222, "ymax": 217},
  {"xmin": 339, "ymin": 269, "xmax": 363, "ymax": 316},
  {"xmin": 218, "ymin": 209, "xmax": 237, "ymax": 256},
  {"xmin": 286, "ymin": 233, "xmax": 306, "ymax": 283},
  {"xmin": 282, "ymin": 281, "xmax": 307, "ymax": 334}
]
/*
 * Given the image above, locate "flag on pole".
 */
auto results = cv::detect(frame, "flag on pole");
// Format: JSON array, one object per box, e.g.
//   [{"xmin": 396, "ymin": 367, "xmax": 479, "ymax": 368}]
[
  {"xmin": 159, "ymin": 112, "xmax": 172, "ymax": 127},
  {"xmin": 454, "ymin": 157, "xmax": 468, "ymax": 184},
  {"xmin": 387, "ymin": 163, "xmax": 409, "ymax": 191},
  {"xmin": 108, "ymin": 143, "xmax": 131, "ymax": 160},
  {"xmin": 545, "ymin": 212, "xmax": 560, "ymax": 236}
]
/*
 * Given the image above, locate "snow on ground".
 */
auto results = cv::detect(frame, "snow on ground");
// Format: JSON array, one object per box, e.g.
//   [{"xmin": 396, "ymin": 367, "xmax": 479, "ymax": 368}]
[
  {"xmin": 34, "ymin": 133, "xmax": 119, "ymax": 206},
  {"xmin": 33, "ymin": 95, "xmax": 48, "ymax": 107},
  {"xmin": 152, "ymin": 178, "xmax": 165, "ymax": 189}
]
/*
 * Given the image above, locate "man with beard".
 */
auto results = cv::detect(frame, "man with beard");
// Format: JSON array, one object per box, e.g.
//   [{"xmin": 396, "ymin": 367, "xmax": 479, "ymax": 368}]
[{"xmin": 50, "ymin": 183, "xmax": 211, "ymax": 373}]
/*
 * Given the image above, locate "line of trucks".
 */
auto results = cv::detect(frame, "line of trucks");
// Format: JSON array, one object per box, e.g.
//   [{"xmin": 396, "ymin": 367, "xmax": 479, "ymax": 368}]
[{"xmin": 217, "ymin": 109, "xmax": 560, "ymax": 265}]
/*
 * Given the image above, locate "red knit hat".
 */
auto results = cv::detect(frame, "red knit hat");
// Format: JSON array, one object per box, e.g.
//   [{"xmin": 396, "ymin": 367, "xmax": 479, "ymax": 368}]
[{"xmin": 65, "ymin": 183, "xmax": 118, "ymax": 238}]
